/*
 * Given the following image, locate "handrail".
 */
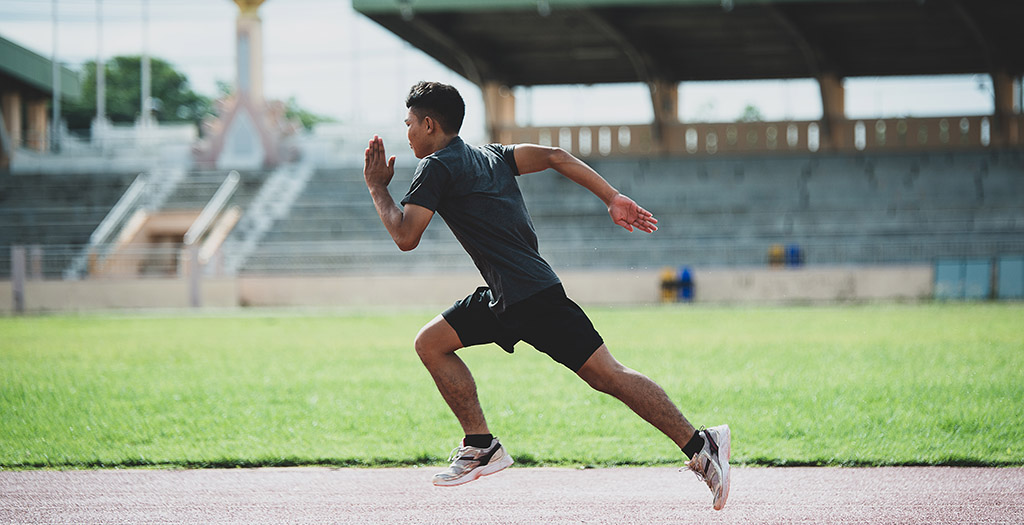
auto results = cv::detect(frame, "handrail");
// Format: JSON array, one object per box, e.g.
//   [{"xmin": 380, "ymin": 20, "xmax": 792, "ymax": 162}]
[
  {"xmin": 184, "ymin": 171, "xmax": 239, "ymax": 246},
  {"xmin": 62, "ymin": 167, "xmax": 187, "ymax": 279},
  {"xmin": 220, "ymin": 161, "xmax": 315, "ymax": 275},
  {"xmin": 89, "ymin": 172, "xmax": 147, "ymax": 245}
]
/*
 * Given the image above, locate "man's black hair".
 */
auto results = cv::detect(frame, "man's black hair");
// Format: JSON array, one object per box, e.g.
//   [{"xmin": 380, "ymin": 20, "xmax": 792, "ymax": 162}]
[{"xmin": 405, "ymin": 81, "xmax": 465, "ymax": 135}]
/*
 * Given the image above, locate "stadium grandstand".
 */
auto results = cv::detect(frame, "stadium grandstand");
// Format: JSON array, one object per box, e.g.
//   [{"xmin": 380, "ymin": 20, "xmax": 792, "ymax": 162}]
[{"xmin": 2, "ymin": 0, "xmax": 1023, "ymax": 311}]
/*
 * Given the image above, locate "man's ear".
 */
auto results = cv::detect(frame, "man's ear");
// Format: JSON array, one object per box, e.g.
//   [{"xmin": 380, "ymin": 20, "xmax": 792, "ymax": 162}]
[{"xmin": 423, "ymin": 115, "xmax": 436, "ymax": 134}]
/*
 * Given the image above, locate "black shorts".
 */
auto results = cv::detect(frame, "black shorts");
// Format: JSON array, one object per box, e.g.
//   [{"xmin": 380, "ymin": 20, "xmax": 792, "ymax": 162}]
[{"xmin": 442, "ymin": 283, "xmax": 604, "ymax": 372}]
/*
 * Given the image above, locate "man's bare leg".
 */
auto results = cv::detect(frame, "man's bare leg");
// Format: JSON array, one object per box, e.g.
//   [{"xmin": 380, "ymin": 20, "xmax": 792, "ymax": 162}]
[
  {"xmin": 579, "ymin": 346, "xmax": 731, "ymax": 510},
  {"xmin": 414, "ymin": 314, "xmax": 489, "ymax": 435},
  {"xmin": 576, "ymin": 345, "xmax": 697, "ymax": 449},
  {"xmin": 416, "ymin": 315, "xmax": 514, "ymax": 487}
]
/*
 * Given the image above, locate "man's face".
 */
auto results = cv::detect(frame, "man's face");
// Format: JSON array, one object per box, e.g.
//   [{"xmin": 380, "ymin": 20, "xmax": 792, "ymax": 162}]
[{"xmin": 405, "ymin": 109, "xmax": 430, "ymax": 159}]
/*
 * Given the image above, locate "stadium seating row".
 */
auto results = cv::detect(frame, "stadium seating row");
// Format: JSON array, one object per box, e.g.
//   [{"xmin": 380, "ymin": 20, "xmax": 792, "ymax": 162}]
[{"xmin": 1, "ymin": 150, "xmax": 1021, "ymax": 277}]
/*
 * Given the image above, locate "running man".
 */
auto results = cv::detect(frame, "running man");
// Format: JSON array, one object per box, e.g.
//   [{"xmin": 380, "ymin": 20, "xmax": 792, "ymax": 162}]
[{"xmin": 363, "ymin": 81, "xmax": 730, "ymax": 510}]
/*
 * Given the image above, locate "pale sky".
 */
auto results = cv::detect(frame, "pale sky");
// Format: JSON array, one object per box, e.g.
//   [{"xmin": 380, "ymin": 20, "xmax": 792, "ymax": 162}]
[{"xmin": 0, "ymin": 0, "xmax": 1001, "ymax": 143}]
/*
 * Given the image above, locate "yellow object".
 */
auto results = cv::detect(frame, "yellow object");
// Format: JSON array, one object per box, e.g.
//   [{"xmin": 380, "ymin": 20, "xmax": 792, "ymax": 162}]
[
  {"xmin": 234, "ymin": 0, "xmax": 266, "ymax": 15},
  {"xmin": 768, "ymin": 244, "xmax": 785, "ymax": 268},
  {"xmin": 660, "ymin": 267, "xmax": 677, "ymax": 303}
]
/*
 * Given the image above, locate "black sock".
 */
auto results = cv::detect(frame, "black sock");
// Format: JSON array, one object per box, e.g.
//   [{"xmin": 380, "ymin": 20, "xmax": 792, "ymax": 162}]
[
  {"xmin": 464, "ymin": 433, "xmax": 494, "ymax": 448},
  {"xmin": 682, "ymin": 430, "xmax": 705, "ymax": 459}
]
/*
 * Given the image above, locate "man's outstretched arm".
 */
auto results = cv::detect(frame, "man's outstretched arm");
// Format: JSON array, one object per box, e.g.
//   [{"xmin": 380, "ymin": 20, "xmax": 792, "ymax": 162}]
[
  {"xmin": 513, "ymin": 144, "xmax": 658, "ymax": 233},
  {"xmin": 363, "ymin": 135, "xmax": 434, "ymax": 251}
]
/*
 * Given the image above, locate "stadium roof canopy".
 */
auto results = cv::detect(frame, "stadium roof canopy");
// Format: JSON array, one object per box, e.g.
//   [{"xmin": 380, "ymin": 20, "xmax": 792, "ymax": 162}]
[
  {"xmin": 353, "ymin": 0, "xmax": 1024, "ymax": 86},
  {"xmin": 0, "ymin": 35, "xmax": 80, "ymax": 99}
]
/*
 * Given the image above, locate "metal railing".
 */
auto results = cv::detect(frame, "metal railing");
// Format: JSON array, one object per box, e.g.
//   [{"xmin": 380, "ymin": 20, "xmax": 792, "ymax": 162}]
[
  {"xmin": 183, "ymin": 171, "xmax": 239, "ymax": 246},
  {"xmin": 498, "ymin": 115, "xmax": 1024, "ymax": 158},
  {"xmin": 219, "ymin": 161, "xmax": 316, "ymax": 275},
  {"xmin": 63, "ymin": 167, "xmax": 187, "ymax": 279}
]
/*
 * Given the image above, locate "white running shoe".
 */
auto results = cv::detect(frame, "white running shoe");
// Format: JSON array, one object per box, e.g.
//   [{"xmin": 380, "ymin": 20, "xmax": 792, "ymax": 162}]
[
  {"xmin": 684, "ymin": 424, "xmax": 731, "ymax": 510},
  {"xmin": 432, "ymin": 438, "xmax": 514, "ymax": 487}
]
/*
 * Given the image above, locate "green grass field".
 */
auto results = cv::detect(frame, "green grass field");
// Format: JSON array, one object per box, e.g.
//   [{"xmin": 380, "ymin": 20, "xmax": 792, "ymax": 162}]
[{"xmin": 1, "ymin": 304, "xmax": 1022, "ymax": 470}]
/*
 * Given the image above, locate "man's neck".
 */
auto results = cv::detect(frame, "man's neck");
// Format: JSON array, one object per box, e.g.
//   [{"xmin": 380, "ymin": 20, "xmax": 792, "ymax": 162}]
[{"xmin": 426, "ymin": 134, "xmax": 459, "ymax": 156}]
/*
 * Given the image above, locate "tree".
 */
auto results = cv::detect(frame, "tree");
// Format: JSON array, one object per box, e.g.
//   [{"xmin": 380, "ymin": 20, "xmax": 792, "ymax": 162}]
[
  {"xmin": 285, "ymin": 96, "xmax": 336, "ymax": 131},
  {"xmin": 63, "ymin": 56, "xmax": 212, "ymax": 132},
  {"xmin": 737, "ymin": 103, "xmax": 765, "ymax": 122},
  {"xmin": 212, "ymin": 80, "xmax": 334, "ymax": 131}
]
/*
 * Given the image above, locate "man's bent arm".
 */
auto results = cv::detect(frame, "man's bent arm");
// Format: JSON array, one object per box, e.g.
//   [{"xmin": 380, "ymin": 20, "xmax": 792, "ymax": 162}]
[
  {"xmin": 514, "ymin": 145, "xmax": 618, "ymax": 203},
  {"xmin": 367, "ymin": 186, "xmax": 433, "ymax": 251},
  {"xmin": 513, "ymin": 144, "xmax": 657, "ymax": 233},
  {"xmin": 364, "ymin": 135, "xmax": 434, "ymax": 251}
]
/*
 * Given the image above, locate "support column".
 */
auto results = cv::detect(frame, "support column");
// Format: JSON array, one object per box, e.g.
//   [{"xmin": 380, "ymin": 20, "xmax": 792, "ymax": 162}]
[
  {"xmin": 95, "ymin": 0, "xmax": 106, "ymax": 123},
  {"xmin": 11, "ymin": 246, "xmax": 26, "ymax": 314},
  {"xmin": 139, "ymin": 0, "xmax": 155, "ymax": 127},
  {"xmin": 25, "ymin": 99, "xmax": 48, "ymax": 152},
  {"xmin": 649, "ymin": 79, "xmax": 678, "ymax": 153},
  {"xmin": 2, "ymin": 92, "xmax": 21, "ymax": 148},
  {"xmin": 991, "ymin": 70, "xmax": 1017, "ymax": 147},
  {"xmin": 818, "ymin": 73, "xmax": 846, "ymax": 151},
  {"xmin": 235, "ymin": 0, "xmax": 266, "ymax": 104},
  {"xmin": 188, "ymin": 244, "xmax": 202, "ymax": 309},
  {"xmin": 483, "ymin": 82, "xmax": 515, "ymax": 144},
  {"xmin": 51, "ymin": 0, "xmax": 61, "ymax": 152},
  {"xmin": 93, "ymin": 0, "xmax": 110, "ymax": 145}
]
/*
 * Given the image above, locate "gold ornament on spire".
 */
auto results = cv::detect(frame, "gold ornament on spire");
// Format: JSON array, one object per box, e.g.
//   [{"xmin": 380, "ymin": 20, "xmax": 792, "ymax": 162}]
[{"xmin": 233, "ymin": 0, "xmax": 266, "ymax": 15}]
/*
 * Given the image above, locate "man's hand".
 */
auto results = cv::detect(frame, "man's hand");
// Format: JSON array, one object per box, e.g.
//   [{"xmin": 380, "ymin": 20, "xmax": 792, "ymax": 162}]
[
  {"xmin": 364, "ymin": 135, "xmax": 396, "ymax": 188},
  {"xmin": 362, "ymin": 134, "xmax": 434, "ymax": 251},
  {"xmin": 608, "ymin": 193, "xmax": 658, "ymax": 233},
  {"xmin": 513, "ymin": 145, "xmax": 657, "ymax": 233}
]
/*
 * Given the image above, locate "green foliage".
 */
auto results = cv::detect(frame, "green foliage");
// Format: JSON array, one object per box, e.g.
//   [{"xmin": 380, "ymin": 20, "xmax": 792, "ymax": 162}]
[
  {"xmin": 286, "ymin": 96, "xmax": 337, "ymax": 131},
  {"xmin": 63, "ymin": 56, "xmax": 333, "ymax": 134},
  {"xmin": 737, "ymin": 103, "xmax": 764, "ymax": 122},
  {"xmin": 0, "ymin": 304, "xmax": 1021, "ymax": 469},
  {"xmin": 63, "ymin": 56, "xmax": 212, "ymax": 131}
]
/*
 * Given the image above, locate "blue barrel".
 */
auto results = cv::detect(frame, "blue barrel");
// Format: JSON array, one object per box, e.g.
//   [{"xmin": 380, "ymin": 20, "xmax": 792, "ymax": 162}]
[
  {"xmin": 678, "ymin": 266, "xmax": 694, "ymax": 302},
  {"xmin": 785, "ymin": 244, "xmax": 803, "ymax": 267}
]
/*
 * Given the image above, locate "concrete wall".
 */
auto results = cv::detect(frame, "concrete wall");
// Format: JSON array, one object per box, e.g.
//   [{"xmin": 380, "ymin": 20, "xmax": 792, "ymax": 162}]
[
  {"xmin": 692, "ymin": 266, "xmax": 933, "ymax": 304},
  {"xmin": 237, "ymin": 273, "xmax": 485, "ymax": 309},
  {"xmin": 1, "ymin": 278, "xmax": 238, "ymax": 313},
  {"xmin": 2, "ymin": 265, "xmax": 934, "ymax": 314}
]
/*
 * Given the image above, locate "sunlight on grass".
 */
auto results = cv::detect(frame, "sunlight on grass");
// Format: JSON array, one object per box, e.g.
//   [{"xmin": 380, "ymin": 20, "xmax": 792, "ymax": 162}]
[{"xmin": 1, "ymin": 304, "xmax": 1021, "ymax": 469}]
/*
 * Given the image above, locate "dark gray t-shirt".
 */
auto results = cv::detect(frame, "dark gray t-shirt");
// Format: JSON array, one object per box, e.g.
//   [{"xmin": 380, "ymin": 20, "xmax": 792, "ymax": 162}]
[{"xmin": 400, "ymin": 137, "xmax": 560, "ymax": 313}]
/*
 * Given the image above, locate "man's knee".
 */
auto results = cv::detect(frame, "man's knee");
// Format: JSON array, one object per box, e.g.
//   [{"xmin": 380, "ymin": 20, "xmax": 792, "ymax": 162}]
[
  {"xmin": 577, "ymin": 345, "xmax": 629, "ymax": 394},
  {"xmin": 414, "ymin": 315, "xmax": 462, "ymax": 361},
  {"xmin": 413, "ymin": 325, "xmax": 440, "ymax": 361},
  {"xmin": 413, "ymin": 329, "xmax": 431, "ymax": 360},
  {"xmin": 580, "ymin": 371, "xmax": 613, "ymax": 395}
]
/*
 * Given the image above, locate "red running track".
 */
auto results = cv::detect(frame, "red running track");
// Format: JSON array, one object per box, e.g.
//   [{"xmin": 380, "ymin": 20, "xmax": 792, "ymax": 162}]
[{"xmin": 3, "ymin": 466, "xmax": 1023, "ymax": 523}]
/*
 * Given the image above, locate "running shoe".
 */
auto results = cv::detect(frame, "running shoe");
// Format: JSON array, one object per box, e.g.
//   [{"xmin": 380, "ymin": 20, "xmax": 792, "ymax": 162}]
[
  {"xmin": 432, "ymin": 437, "xmax": 514, "ymax": 487},
  {"xmin": 684, "ymin": 424, "xmax": 731, "ymax": 510}
]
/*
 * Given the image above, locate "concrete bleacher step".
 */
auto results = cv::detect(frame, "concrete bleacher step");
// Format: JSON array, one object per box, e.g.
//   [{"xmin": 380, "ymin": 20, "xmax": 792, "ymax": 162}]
[
  {"xmin": 9, "ymin": 151, "xmax": 1014, "ymax": 277},
  {"xmin": 229, "ymin": 151, "xmax": 1021, "ymax": 273},
  {"xmin": 0, "ymin": 173, "xmax": 138, "ymax": 277}
]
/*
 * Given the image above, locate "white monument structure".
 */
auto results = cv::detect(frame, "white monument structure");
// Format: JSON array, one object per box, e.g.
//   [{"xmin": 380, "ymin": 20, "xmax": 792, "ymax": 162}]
[{"xmin": 194, "ymin": 0, "xmax": 297, "ymax": 169}]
